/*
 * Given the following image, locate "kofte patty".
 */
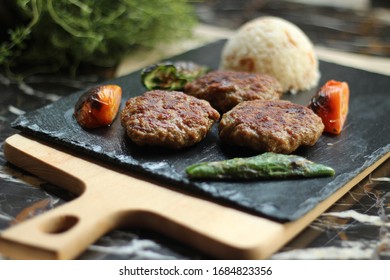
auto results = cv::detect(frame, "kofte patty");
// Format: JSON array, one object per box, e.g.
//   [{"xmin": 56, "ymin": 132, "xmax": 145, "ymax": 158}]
[
  {"xmin": 219, "ymin": 100, "xmax": 324, "ymax": 154},
  {"xmin": 121, "ymin": 90, "xmax": 220, "ymax": 149},
  {"xmin": 183, "ymin": 70, "xmax": 283, "ymax": 113}
]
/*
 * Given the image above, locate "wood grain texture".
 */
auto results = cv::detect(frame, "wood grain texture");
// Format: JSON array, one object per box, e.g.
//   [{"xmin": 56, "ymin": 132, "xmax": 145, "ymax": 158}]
[{"xmin": 0, "ymin": 134, "xmax": 388, "ymax": 259}]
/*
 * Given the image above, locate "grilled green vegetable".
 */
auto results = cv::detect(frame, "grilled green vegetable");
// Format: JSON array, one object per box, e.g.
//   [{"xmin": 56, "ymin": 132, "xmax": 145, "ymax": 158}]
[
  {"xmin": 141, "ymin": 61, "xmax": 209, "ymax": 90},
  {"xmin": 185, "ymin": 152, "xmax": 335, "ymax": 180}
]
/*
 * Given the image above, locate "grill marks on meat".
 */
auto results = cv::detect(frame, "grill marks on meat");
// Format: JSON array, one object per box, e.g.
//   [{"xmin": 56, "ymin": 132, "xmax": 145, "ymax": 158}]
[
  {"xmin": 184, "ymin": 70, "xmax": 283, "ymax": 113},
  {"xmin": 121, "ymin": 90, "xmax": 220, "ymax": 149},
  {"xmin": 219, "ymin": 100, "xmax": 324, "ymax": 154}
]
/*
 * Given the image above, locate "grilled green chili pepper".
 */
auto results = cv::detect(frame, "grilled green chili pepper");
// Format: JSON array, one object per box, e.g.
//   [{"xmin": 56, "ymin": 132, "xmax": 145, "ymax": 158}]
[
  {"xmin": 186, "ymin": 152, "xmax": 335, "ymax": 179},
  {"xmin": 141, "ymin": 61, "xmax": 209, "ymax": 90}
]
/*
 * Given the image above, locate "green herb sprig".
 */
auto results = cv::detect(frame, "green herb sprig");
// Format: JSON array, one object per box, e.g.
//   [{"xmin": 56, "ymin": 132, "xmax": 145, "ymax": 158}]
[{"xmin": 0, "ymin": 0, "xmax": 197, "ymax": 77}]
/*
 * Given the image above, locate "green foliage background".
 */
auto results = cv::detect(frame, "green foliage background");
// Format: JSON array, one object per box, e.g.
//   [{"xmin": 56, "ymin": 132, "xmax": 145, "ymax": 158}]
[{"xmin": 0, "ymin": 0, "xmax": 198, "ymax": 76}]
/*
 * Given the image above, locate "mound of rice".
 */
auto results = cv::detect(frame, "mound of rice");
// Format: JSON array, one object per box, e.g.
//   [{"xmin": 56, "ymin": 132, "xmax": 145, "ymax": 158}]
[{"xmin": 220, "ymin": 16, "xmax": 320, "ymax": 94}]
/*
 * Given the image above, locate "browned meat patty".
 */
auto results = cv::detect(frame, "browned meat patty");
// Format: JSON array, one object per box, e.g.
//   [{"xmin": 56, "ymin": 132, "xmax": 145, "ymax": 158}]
[
  {"xmin": 121, "ymin": 90, "xmax": 220, "ymax": 149},
  {"xmin": 183, "ymin": 70, "xmax": 283, "ymax": 113},
  {"xmin": 219, "ymin": 100, "xmax": 324, "ymax": 154}
]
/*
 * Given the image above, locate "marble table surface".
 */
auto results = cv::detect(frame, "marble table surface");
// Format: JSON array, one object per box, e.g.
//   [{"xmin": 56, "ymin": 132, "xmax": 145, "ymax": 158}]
[{"xmin": 0, "ymin": 25, "xmax": 389, "ymax": 260}]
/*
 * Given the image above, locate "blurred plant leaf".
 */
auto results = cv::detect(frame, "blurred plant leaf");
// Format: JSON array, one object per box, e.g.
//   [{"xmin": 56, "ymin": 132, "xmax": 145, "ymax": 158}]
[{"xmin": 0, "ymin": 0, "xmax": 198, "ymax": 77}]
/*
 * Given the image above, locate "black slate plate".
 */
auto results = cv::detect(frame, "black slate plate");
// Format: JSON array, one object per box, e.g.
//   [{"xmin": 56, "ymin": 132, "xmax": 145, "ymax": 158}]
[{"xmin": 12, "ymin": 40, "xmax": 390, "ymax": 222}]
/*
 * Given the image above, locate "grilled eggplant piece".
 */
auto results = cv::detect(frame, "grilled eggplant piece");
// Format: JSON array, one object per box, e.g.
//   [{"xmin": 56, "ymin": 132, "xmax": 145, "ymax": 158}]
[{"xmin": 141, "ymin": 61, "xmax": 209, "ymax": 90}]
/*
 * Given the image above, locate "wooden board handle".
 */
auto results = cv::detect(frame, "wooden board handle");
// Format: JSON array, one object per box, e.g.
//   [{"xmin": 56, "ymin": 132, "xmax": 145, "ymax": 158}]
[
  {"xmin": 0, "ymin": 134, "xmax": 285, "ymax": 259},
  {"xmin": 0, "ymin": 193, "xmax": 119, "ymax": 259}
]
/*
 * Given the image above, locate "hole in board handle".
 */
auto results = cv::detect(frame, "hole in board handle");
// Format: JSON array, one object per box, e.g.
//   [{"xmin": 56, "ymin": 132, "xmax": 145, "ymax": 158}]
[{"xmin": 41, "ymin": 215, "xmax": 79, "ymax": 234}]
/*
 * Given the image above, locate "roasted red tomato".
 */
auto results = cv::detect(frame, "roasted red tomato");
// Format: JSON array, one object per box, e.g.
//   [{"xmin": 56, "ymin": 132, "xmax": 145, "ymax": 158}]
[
  {"xmin": 74, "ymin": 84, "xmax": 122, "ymax": 128},
  {"xmin": 309, "ymin": 80, "xmax": 349, "ymax": 135}
]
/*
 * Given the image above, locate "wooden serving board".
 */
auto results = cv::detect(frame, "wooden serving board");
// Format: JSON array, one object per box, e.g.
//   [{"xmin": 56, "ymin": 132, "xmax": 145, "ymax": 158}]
[
  {"xmin": 8, "ymin": 41, "xmax": 390, "ymax": 222},
  {"xmin": 0, "ymin": 133, "xmax": 388, "ymax": 259},
  {"xmin": 1, "ymin": 40, "xmax": 389, "ymax": 259}
]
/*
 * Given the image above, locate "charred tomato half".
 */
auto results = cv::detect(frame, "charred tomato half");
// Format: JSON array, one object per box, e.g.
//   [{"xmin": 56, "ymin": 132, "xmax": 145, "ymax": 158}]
[
  {"xmin": 74, "ymin": 84, "xmax": 122, "ymax": 128},
  {"xmin": 309, "ymin": 80, "xmax": 349, "ymax": 135}
]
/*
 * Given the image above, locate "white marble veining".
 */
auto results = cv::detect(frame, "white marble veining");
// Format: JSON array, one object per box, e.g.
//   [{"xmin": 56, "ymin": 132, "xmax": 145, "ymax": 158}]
[
  {"xmin": 88, "ymin": 239, "xmax": 177, "ymax": 260},
  {"xmin": 0, "ymin": 158, "xmax": 45, "ymax": 188},
  {"xmin": 0, "ymin": 212, "xmax": 13, "ymax": 222},
  {"xmin": 323, "ymin": 210, "xmax": 390, "ymax": 227},
  {"xmin": 272, "ymin": 241, "xmax": 376, "ymax": 259},
  {"xmin": 7, "ymin": 105, "xmax": 25, "ymax": 116},
  {"xmin": 18, "ymin": 82, "xmax": 62, "ymax": 102}
]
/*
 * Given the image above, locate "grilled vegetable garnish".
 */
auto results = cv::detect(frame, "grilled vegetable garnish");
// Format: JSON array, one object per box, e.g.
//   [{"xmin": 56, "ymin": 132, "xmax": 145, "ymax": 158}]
[
  {"xmin": 74, "ymin": 85, "xmax": 122, "ymax": 129},
  {"xmin": 141, "ymin": 61, "xmax": 209, "ymax": 90},
  {"xmin": 186, "ymin": 152, "xmax": 335, "ymax": 179},
  {"xmin": 309, "ymin": 80, "xmax": 349, "ymax": 135}
]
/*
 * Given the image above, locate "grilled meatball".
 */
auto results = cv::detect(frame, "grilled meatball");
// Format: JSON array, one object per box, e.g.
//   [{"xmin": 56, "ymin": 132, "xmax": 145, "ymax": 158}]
[
  {"xmin": 184, "ymin": 70, "xmax": 283, "ymax": 113},
  {"xmin": 219, "ymin": 100, "xmax": 324, "ymax": 154},
  {"xmin": 121, "ymin": 90, "xmax": 220, "ymax": 149}
]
